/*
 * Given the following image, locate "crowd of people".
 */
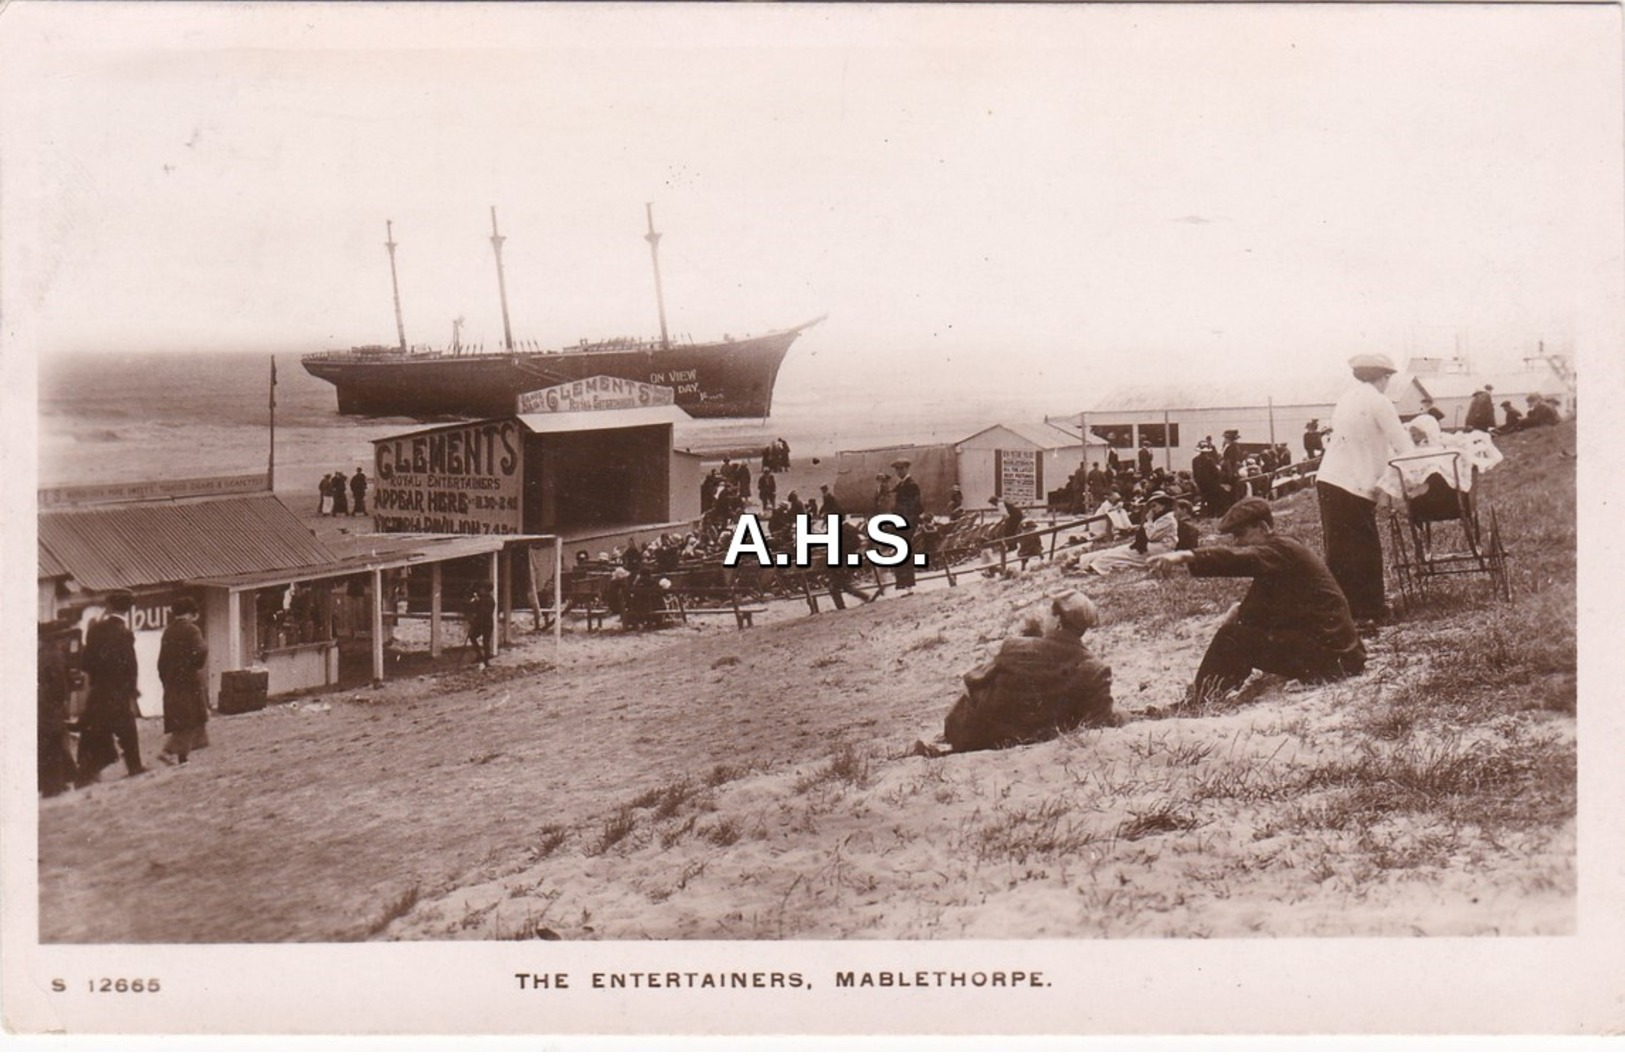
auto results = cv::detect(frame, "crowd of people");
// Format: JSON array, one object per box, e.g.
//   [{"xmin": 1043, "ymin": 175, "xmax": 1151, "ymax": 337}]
[{"xmin": 38, "ymin": 590, "xmax": 213, "ymax": 796}]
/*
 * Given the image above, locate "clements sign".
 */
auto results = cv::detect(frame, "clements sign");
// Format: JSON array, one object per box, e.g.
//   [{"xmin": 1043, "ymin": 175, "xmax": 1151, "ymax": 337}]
[
  {"xmin": 517, "ymin": 375, "xmax": 675, "ymax": 414},
  {"xmin": 372, "ymin": 420, "xmax": 523, "ymax": 535}
]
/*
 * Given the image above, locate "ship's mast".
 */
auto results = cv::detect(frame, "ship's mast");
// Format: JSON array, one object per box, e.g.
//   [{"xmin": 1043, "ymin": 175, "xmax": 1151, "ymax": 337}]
[
  {"xmin": 644, "ymin": 202, "xmax": 671, "ymax": 349},
  {"xmin": 489, "ymin": 206, "xmax": 516, "ymax": 354},
  {"xmin": 385, "ymin": 219, "xmax": 408, "ymax": 352}
]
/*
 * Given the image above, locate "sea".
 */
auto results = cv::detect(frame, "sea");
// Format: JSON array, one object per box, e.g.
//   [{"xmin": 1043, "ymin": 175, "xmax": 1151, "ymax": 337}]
[{"xmin": 37, "ymin": 350, "xmax": 1069, "ymax": 492}]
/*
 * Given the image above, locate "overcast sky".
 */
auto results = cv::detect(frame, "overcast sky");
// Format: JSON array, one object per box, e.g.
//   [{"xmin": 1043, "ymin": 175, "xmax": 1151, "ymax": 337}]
[{"xmin": 2, "ymin": 2, "xmax": 1620, "ymax": 398}]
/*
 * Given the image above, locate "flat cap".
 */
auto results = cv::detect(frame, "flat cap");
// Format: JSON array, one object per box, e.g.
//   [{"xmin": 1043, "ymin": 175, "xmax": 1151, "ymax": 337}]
[
  {"xmin": 1217, "ymin": 496, "xmax": 1274, "ymax": 534},
  {"xmin": 1050, "ymin": 590, "xmax": 1100, "ymax": 634}
]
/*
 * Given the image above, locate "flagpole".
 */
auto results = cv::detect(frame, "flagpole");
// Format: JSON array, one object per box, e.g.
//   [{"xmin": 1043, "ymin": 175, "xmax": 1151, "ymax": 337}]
[{"xmin": 268, "ymin": 355, "xmax": 278, "ymax": 491}]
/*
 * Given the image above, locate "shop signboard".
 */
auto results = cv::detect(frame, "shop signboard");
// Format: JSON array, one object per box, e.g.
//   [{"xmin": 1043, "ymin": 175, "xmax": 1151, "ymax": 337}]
[
  {"xmin": 371, "ymin": 419, "xmax": 523, "ymax": 534},
  {"xmin": 517, "ymin": 375, "xmax": 675, "ymax": 414},
  {"xmin": 995, "ymin": 448, "xmax": 1041, "ymax": 505}
]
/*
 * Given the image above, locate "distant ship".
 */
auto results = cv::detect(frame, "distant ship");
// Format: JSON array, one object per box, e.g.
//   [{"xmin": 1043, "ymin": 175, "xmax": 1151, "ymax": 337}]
[{"xmin": 302, "ymin": 208, "xmax": 822, "ymax": 420}]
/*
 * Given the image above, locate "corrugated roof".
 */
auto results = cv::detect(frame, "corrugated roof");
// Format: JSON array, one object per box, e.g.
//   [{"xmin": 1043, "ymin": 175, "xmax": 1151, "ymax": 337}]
[
  {"xmin": 186, "ymin": 533, "xmax": 546, "ymax": 590},
  {"xmin": 1412, "ymin": 369, "xmax": 1564, "ymax": 401},
  {"xmin": 958, "ymin": 422, "xmax": 1105, "ymax": 450},
  {"xmin": 39, "ymin": 539, "xmax": 70, "ymax": 580},
  {"xmin": 1087, "ymin": 377, "xmax": 1349, "ymax": 414},
  {"xmin": 38, "ymin": 494, "xmax": 339, "ymax": 592}
]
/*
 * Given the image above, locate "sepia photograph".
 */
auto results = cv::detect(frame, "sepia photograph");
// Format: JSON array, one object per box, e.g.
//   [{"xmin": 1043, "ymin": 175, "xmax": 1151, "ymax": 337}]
[{"xmin": 2, "ymin": 0, "xmax": 1621, "ymax": 1038}]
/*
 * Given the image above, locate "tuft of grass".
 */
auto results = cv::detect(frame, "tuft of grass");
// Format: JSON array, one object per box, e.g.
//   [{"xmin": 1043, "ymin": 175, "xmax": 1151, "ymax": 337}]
[
  {"xmin": 1116, "ymin": 799, "xmax": 1200, "ymax": 842},
  {"xmin": 588, "ymin": 806, "xmax": 638, "ymax": 856},
  {"xmin": 704, "ymin": 762, "xmax": 750, "ymax": 788},
  {"xmin": 365, "ymin": 881, "xmax": 422, "ymax": 937},
  {"xmin": 793, "ymin": 744, "xmax": 874, "ymax": 793},
  {"xmin": 702, "ymin": 819, "xmax": 741, "ymax": 847},
  {"xmin": 629, "ymin": 779, "xmax": 696, "ymax": 820},
  {"xmin": 961, "ymin": 798, "xmax": 1101, "ymax": 865},
  {"xmin": 1298, "ymin": 735, "xmax": 1574, "ymax": 831},
  {"xmin": 532, "ymin": 824, "xmax": 569, "ymax": 859}
]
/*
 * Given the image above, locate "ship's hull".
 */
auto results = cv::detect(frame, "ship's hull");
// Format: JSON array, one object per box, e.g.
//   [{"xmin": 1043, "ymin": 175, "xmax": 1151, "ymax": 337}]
[{"xmin": 302, "ymin": 325, "xmax": 809, "ymax": 420}]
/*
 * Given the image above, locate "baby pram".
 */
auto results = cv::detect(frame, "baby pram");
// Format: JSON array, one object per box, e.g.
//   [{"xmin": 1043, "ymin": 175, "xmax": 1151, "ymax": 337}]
[{"xmin": 1382, "ymin": 447, "xmax": 1510, "ymax": 606}]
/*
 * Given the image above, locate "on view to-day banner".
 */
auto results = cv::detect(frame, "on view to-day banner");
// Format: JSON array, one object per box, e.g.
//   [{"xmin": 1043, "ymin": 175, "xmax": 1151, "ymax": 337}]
[
  {"xmin": 371, "ymin": 420, "xmax": 522, "ymax": 534},
  {"xmin": 995, "ymin": 448, "xmax": 1042, "ymax": 505},
  {"xmin": 517, "ymin": 375, "xmax": 675, "ymax": 414}
]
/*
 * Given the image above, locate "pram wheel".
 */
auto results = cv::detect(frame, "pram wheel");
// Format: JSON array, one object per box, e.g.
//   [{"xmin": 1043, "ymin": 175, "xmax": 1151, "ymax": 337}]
[{"xmin": 1486, "ymin": 507, "xmax": 1512, "ymax": 602}]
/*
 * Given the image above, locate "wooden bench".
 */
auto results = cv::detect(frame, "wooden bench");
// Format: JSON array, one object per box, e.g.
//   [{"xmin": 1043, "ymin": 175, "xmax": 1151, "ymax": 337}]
[{"xmin": 673, "ymin": 590, "xmax": 767, "ymax": 630}]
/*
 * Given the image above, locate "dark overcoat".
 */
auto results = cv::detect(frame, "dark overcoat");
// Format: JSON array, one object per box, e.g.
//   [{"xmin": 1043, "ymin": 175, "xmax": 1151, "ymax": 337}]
[{"xmin": 158, "ymin": 616, "xmax": 210, "ymax": 734}]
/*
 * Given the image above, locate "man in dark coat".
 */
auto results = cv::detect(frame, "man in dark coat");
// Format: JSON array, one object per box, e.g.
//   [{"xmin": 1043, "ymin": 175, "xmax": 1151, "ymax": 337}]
[
  {"xmin": 889, "ymin": 459, "xmax": 923, "ymax": 592},
  {"xmin": 1525, "ymin": 394, "xmax": 1560, "ymax": 427},
  {"xmin": 1084, "ymin": 462, "xmax": 1109, "ymax": 508},
  {"xmin": 1191, "ymin": 443, "xmax": 1229, "ymax": 517},
  {"xmin": 75, "ymin": 590, "xmax": 145, "ymax": 784},
  {"xmin": 318, "ymin": 473, "xmax": 332, "ymax": 515},
  {"xmin": 1151, "ymin": 497, "xmax": 1366, "ymax": 707},
  {"xmin": 466, "ymin": 586, "xmax": 495, "ymax": 668},
  {"xmin": 818, "ymin": 483, "xmax": 842, "ymax": 517},
  {"xmin": 700, "ymin": 468, "xmax": 721, "ymax": 514},
  {"xmin": 942, "ymin": 591, "xmax": 1117, "ymax": 752},
  {"xmin": 157, "ymin": 596, "xmax": 210, "ymax": 765},
  {"xmin": 350, "ymin": 468, "xmax": 368, "ymax": 516},
  {"xmin": 38, "ymin": 621, "xmax": 77, "ymax": 797},
  {"xmin": 1465, "ymin": 386, "xmax": 1497, "ymax": 432},
  {"xmin": 1137, "ymin": 442, "xmax": 1154, "ymax": 477},
  {"xmin": 757, "ymin": 467, "xmax": 776, "ymax": 510},
  {"xmin": 1302, "ymin": 421, "xmax": 1325, "ymax": 461},
  {"xmin": 1498, "ymin": 400, "xmax": 1524, "ymax": 433}
]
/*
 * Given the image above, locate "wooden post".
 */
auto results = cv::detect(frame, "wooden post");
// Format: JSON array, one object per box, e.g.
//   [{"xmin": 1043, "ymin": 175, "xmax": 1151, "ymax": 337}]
[
  {"xmin": 429, "ymin": 562, "xmax": 443, "ymax": 659},
  {"xmin": 553, "ymin": 538, "xmax": 563, "ymax": 655},
  {"xmin": 488, "ymin": 550, "xmax": 501, "ymax": 658},
  {"xmin": 370, "ymin": 569, "xmax": 385, "ymax": 683},
  {"xmin": 525, "ymin": 543, "xmax": 544, "ymax": 631},
  {"xmin": 226, "ymin": 590, "xmax": 243, "ymax": 672},
  {"xmin": 500, "ymin": 547, "xmax": 514, "ymax": 648}
]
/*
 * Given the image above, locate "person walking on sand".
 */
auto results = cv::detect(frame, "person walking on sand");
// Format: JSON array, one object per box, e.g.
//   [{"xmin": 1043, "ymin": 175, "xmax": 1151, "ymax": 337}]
[
  {"xmin": 157, "ymin": 597, "xmax": 210, "ymax": 766},
  {"xmin": 75, "ymin": 590, "xmax": 145, "ymax": 785},
  {"xmin": 757, "ymin": 466, "xmax": 776, "ymax": 510},
  {"xmin": 350, "ymin": 467, "xmax": 368, "ymax": 516},
  {"xmin": 466, "ymin": 586, "xmax": 495, "ymax": 668},
  {"xmin": 1314, "ymin": 352, "xmax": 1412, "ymax": 630},
  {"xmin": 1151, "ymin": 497, "xmax": 1365, "ymax": 709},
  {"xmin": 889, "ymin": 459, "xmax": 923, "ymax": 593},
  {"xmin": 318, "ymin": 473, "xmax": 332, "ymax": 516},
  {"xmin": 329, "ymin": 470, "xmax": 349, "ymax": 516}
]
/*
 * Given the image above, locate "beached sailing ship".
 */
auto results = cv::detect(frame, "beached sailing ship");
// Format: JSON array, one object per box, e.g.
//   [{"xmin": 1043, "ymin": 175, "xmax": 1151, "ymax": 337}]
[{"xmin": 302, "ymin": 208, "xmax": 822, "ymax": 420}]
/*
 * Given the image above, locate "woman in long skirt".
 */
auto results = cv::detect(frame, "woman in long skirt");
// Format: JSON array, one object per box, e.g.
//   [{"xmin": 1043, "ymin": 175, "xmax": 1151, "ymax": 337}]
[{"xmin": 157, "ymin": 597, "xmax": 211, "ymax": 765}]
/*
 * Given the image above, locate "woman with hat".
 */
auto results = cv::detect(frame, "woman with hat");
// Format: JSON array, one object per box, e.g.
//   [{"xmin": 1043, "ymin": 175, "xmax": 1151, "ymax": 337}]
[
  {"xmin": 1316, "ymin": 352, "xmax": 1413, "ymax": 629},
  {"xmin": 157, "ymin": 597, "xmax": 211, "ymax": 765},
  {"xmin": 1079, "ymin": 490, "xmax": 1179, "ymax": 574}
]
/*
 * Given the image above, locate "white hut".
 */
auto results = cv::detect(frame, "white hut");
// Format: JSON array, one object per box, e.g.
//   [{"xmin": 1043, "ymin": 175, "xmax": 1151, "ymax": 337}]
[{"xmin": 954, "ymin": 422, "xmax": 1106, "ymax": 508}]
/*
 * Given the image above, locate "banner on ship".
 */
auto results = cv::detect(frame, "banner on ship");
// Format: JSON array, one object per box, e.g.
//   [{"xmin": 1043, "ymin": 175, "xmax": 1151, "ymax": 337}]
[
  {"xmin": 517, "ymin": 375, "xmax": 675, "ymax": 414},
  {"xmin": 371, "ymin": 420, "xmax": 523, "ymax": 535}
]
